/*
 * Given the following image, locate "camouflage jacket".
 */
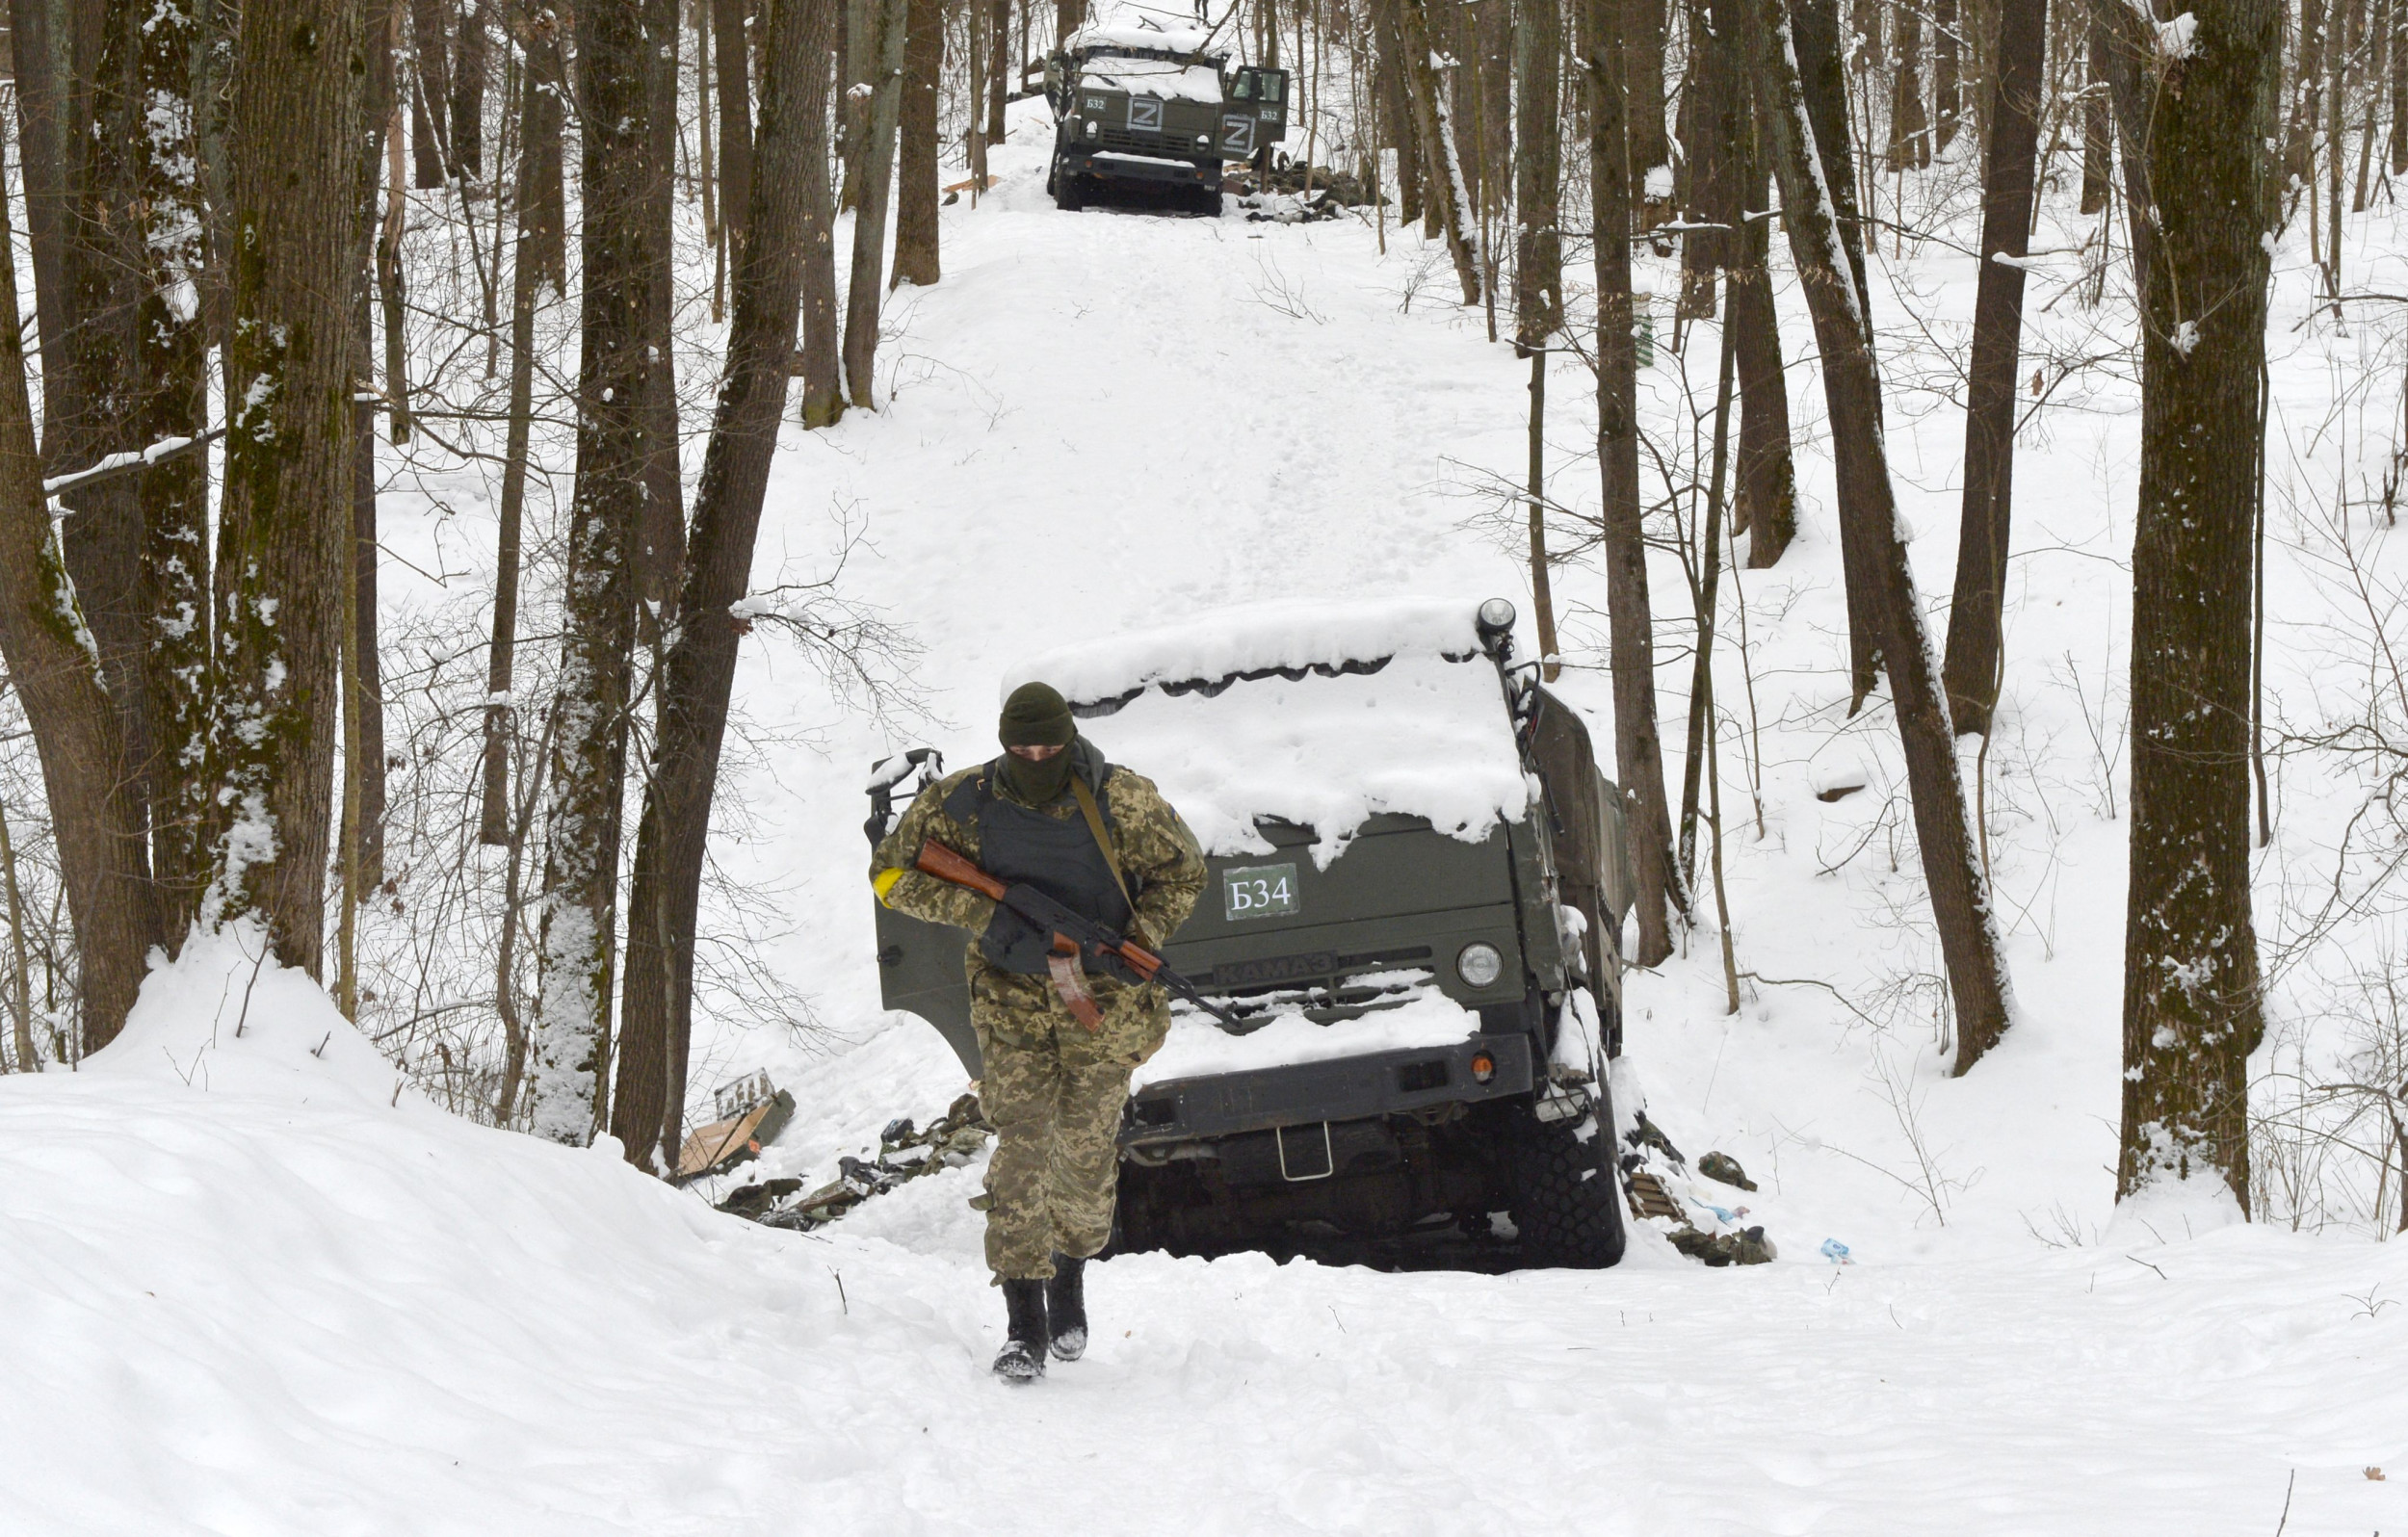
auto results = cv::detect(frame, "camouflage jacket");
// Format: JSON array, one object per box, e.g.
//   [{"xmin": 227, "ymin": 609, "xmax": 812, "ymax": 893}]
[{"xmin": 870, "ymin": 739, "xmax": 1207, "ymax": 1005}]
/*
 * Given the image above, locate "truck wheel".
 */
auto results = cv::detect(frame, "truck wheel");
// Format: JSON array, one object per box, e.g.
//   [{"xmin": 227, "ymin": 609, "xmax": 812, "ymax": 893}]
[
  {"xmin": 1503, "ymin": 1096, "xmax": 1628, "ymax": 1268},
  {"xmin": 1192, "ymin": 184, "xmax": 1221, "ymax": 217},
  {"xmin": 1054, "ymin": 165, "xmax": 1086, "ymax": 211}
]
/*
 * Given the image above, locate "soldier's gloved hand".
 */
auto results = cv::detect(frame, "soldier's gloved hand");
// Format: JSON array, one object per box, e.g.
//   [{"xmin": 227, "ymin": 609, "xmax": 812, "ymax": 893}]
[
  {"xmin": 982, "ymin": 899, "xmax": 1046, "ymax": 954},
  {"xmin": 1085, "ymin": 940, "xmax": 1148, "ymax": 987}
]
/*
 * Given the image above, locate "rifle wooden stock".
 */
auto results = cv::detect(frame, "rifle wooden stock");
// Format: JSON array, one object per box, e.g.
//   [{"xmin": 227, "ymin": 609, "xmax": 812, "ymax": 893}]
[{"xmin": 915, "ymin": 840, "xmax": 1008, "ymax": 900}]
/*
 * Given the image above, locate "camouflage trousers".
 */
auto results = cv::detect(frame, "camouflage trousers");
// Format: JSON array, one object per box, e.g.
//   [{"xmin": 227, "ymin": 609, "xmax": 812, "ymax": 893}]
[{"xmin": 972, "ymin": 969, "xmax": 1170, "ymax": 1282}]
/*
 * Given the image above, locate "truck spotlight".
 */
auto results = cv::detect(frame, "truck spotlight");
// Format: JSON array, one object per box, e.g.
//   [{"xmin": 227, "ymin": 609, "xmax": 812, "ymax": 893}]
[
  {"xmin": 1456, "ymin": 942, "xmax": 1505, "ymax": 988},
  {"xmin": 1470, "ymin": 1051, "xmax": 1497, "ymax": 1083},
  {"xmin": 1476, "ymin": 597, "xmax": 1517, "ymax": 638}
]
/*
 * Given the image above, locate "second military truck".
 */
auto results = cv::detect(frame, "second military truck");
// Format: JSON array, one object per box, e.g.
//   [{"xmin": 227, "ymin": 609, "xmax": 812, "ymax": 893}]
[{"xmin": 1043, "ymin": 25, "xmax": 1288, "ymax": 213}]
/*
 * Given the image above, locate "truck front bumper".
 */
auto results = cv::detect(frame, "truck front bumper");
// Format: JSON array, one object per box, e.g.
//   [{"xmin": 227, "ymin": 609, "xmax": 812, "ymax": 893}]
[
  {"xmin": 1119, "ymin": 1031, "xmax": 1535, "ymax": 1148},
  {"xmin": 1062, "ymin": 148, "xmax": 1219, "ymax": 185}
]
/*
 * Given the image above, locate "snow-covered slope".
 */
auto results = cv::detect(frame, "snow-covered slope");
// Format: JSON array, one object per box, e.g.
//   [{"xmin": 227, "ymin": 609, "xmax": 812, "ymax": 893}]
[{"xmin": 4, "ymin": 940, "xmax": 2401, "ymax": 1535}]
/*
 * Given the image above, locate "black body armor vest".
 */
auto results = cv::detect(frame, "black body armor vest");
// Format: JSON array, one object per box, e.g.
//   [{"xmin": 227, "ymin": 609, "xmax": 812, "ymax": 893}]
[{"xmin": 945, "ymin": 758, "xmax": 1135, "ymax": 976}]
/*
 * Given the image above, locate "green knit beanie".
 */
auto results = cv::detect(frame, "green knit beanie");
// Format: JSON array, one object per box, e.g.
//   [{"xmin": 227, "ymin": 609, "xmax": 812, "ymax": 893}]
[{"xmin": 999, "ymin": 682, "xmax": 1075, "ymax": 748}]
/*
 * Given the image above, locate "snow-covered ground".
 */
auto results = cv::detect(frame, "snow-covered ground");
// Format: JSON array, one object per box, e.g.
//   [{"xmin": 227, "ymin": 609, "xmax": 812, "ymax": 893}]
[
  {"xmin": 7, "ymin": 937, "xmax": 2400, "ymax": 1535},
  {"xmin": 7, "ymin": 78, "xmax": 2408, "ymax": 1535}
]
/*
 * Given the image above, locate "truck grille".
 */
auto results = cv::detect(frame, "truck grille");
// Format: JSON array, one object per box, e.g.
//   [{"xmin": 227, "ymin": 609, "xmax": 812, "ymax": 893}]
[
  {"xmin": 1093, "ymin": 121, "xmax": 1210, "ymax": 162},
  {"xmin": 1181, "ymin": 954, "xmax": 1442, "ymax": 1032}
]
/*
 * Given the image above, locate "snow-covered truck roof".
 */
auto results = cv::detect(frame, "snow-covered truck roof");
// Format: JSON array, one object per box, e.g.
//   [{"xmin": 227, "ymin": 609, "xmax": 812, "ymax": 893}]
[
  {"xmin": 1065, "ymin": 21, "xmax": 1223, "ymax": 58},
  {"xmin": 1003, "ymin": 597, "xmax": 1531, "ymax": 863}
]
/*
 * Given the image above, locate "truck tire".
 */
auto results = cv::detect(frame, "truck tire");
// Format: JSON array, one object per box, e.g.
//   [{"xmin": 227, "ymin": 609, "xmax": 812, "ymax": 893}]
[
  {"xmin": 1053, "ymin": 163, "xmax": 1086, "ymax": 211},
  {"xmin": 1503, "ymin": 1097, "xmax": 1628, "ymax": 1268}
]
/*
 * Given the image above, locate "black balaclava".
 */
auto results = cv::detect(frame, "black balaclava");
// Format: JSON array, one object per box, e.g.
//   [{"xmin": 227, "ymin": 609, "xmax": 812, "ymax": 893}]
[{"xmin": 998, "ymin": 681, "xmax": 1077, "ymax": 802}]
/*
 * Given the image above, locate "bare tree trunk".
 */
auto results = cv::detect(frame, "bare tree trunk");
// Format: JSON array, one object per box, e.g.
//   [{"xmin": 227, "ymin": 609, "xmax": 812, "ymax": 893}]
[
  {"xmin": 796, "ymin": 18, "xmax": 845, "ymax": 426},
  {"xmin": 1395, "ymin": 0, "xmax": 1482, "ymax": 304},
  {"xmin": 1933, "ymin": 0, "xmax": 1959, "ymax": 151},
  {"xmin": 351, "ymin": 0, "xmax": 399, "ymax": 899},
  {"xmin": 1055, "ymin": 0, "xmax": 1081, "ymax": 45},
  {"xmin": 1678, "ymin": 317, "xmax": 1741, "ymax": 888},
  {"xmin": 2081, "ymin": 14, "xmax": 2112, "ymax": 213},
  {"xmin": 380, "ymin": 109, "xmax": 414, "ymax": 442},
  {"xmin": 520, "ymin": 10, "xmax": 568, "ymax": 292},
  {"xmin": 1586, "ymin": 0, "xmax": 1685, "ymax": 965},
  {"xmin": 1793, "ymin": 0, "xmax": 1882, "ymax": 704},
  {"xmin": 1514, "ymin": 0, "xmax": 1563, "ymax": 668},
  {"xmin": 716, "ymin": 0, "xmax": 756, "ymax": 258},
  {"xmin": 0, "ymin": 790, "xmax": 36, "ymax": 1068},
  {"xmin": 0, "ymin": 184, "xmax": 160, "ymax": 1052},
  {"xmin": 1717, "ymin": 3, "xmax": 1797, "ymax": 566},
  {"xmin": 482, "ymin": 35, "xmax": 552, "ymax": 847},
  {"xmin": 451, "ymin": 0, "xmax": 488, "ymax": 178},
  {"xmin": 840, "ymin": 0, "xmax": 875, "ymax": 207},
  {"xmin": 9, "ymin": 0, "xmax": 71, "ymax": 447},
  {"xmin": 530, "ymin": 0, "xmax": 663, "ymax": 1144},
  {"xmin": 1890, "ymin": 0, "xmax": 1927, "ymax": 168},
  {"xmin": 1630, "ymin": 0, "xmax": 1669, "ymax": 191},
  {"xmin": 208, "ymin": 0, "xmax": 365, "ymax": 976},
  {"xmin": 641, "ymin": 0, "xmax": 687, "ymax": 627},
  {"xmin": 891, "ymin": 0, "xmax": 942, "ymax": 287},
  {"xmin": 2324, "ymin": 0, "xmax": 2345, "ymax": 293},
  {"xmin": 1741, "ymin": 0, "xmax": 2015, "ymax": 1072},
  {"xmin": 1373, "ymin": 0, "xmax": 1426, "ymax": 231},
  {"xmin": 616, "ymin": 0, "xmax": 832, "ymax": 1174},
  {"xmin": 1513, "ymin": 0, "xmax": 1562, "ymax": 344},
  {"xmin": 125, "ymin": 0, "xmax": 215, "ymax": 937},
  {"xmin": 987, "ymin": 0, "xmax": 1008, "ymax": 140},
  {"xmin": 2289, "ymin": 0, "xmax": 2326, "ymax": 186},
  {"xmin": 2392, "ymin": 0, "xmax": 2407, "ymax": 173},
  {"xmin": 841, "ymin": 0, "xmax": 907, "ymax": 408},
  {"xmin": 1731, "ymin": 184, "xmax": 1797, "ymax": 567},
  {"xmin": 411, "ymin": 0, "xmax": 453, "ymax": 185},
  {"xmin": 54, "ymin": 0, "xmax": 168, "ymax": 904},
  {"xmin": 2117, "ymin": 0, "xmax": 2277, "ymax": 1206},
  {"xmin": 2087, "ymin": 0, "xmax": 2158, "ymax": 282},
  {"xmin": 1940, "ymin": 0, "xmax": 2047, "ymax": 737},
  {"xmin": 701, "ymin": 0, "xmax": 720, "ymax": 280},
  {"xmin": 1677, "ymin": 0, "xmax": 1730, "ymax": 320}
]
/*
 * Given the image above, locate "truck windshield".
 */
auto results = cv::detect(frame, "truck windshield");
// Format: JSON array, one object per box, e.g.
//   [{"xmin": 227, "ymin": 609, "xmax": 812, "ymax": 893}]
[{"xmin": 1079, "ymin": 54, "xmax": 1224, "ymax": 102}]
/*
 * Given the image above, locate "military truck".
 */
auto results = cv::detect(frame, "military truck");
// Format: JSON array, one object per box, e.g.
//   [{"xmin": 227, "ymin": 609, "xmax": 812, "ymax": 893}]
[
  {"xmin": 1041, "ymin": 25, "xmax": 1289, "ymax": 214},
  {"xmin": 865, "ymin": 596, "xmax": 1635, "ymax": 1266}
]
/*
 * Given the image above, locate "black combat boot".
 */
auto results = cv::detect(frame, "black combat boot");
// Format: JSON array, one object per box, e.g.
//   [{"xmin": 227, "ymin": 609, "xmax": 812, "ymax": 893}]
[
  {"xmin": 1046, "ymin": 1253, "xmax": 1088, "ymax": 1362},
  {"xmin": 991, "ymin": 1278, "xmax": 1048, "ymax": 1383}
]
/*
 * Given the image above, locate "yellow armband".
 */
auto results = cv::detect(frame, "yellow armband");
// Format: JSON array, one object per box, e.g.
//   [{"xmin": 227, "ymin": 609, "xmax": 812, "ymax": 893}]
[{"xmin": 872, "ymin": 867, "xmax": 906, "ymax": 906}]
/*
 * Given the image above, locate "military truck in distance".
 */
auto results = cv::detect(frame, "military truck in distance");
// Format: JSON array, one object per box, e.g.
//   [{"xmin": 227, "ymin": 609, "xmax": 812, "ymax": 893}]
[
  {"xmin": 1042, "ymin": 25, "xmax": 1289, "ymax": 214},
  {"xmin": 865, "ymin": 597, "xmax": 1637, "ymax": 1268}
]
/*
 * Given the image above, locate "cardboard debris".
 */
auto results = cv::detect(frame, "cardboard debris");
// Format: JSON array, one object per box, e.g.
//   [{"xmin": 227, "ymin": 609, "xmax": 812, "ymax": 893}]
[
  {"xmin": 718, "ymin": 1091, "xmax": 990, "ymax": 1232},
  {"xmin": 1625, "ymin": 1170, "xmax": 1686, "ymax": 1222},
  {"xmin": 673, "ymin": 1086, "xmax": 795, "ymax": 1184}
]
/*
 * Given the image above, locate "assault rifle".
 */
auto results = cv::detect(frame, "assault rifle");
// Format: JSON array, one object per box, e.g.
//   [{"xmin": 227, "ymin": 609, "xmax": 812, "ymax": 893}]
[{"xmin": 914, "ymin": 841, "xmax": 1242, "ymax": 1032}]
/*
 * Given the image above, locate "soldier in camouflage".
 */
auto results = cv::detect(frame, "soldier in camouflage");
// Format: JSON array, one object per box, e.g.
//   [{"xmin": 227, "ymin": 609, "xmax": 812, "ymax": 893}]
[{"xmin": 870, "ymin": 681, "xmax": 1205, "ymax": 1383}]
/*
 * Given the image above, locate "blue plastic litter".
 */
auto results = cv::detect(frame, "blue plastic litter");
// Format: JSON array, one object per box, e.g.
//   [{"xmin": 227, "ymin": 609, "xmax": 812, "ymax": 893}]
[{"xmin": 1819, "ymin": 1238, "xmax": 1852, "ymax": 1264}]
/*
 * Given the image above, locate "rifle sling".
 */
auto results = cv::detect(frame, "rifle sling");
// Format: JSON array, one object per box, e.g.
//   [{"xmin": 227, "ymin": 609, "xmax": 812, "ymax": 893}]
[{"xmin": 1069, "ymin": 776, "xmax": 1139, "ymax": 932}]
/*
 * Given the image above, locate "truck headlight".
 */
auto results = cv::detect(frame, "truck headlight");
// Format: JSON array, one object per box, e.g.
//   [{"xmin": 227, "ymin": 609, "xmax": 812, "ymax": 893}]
[
  {"xmin": 1084, "ymin": 119, "xmax": 1099, "ymax": 139},
  {"xmin": 1456, "ymin": 943, "xmax": 1505, "ymax": 989}
]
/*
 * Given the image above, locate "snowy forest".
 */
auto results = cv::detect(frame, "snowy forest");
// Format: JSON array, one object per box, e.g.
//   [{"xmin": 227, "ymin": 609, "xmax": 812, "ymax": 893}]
[{"xmin": 2, "ymin": 0, "xmax": 2405, "ymax": 1522}]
